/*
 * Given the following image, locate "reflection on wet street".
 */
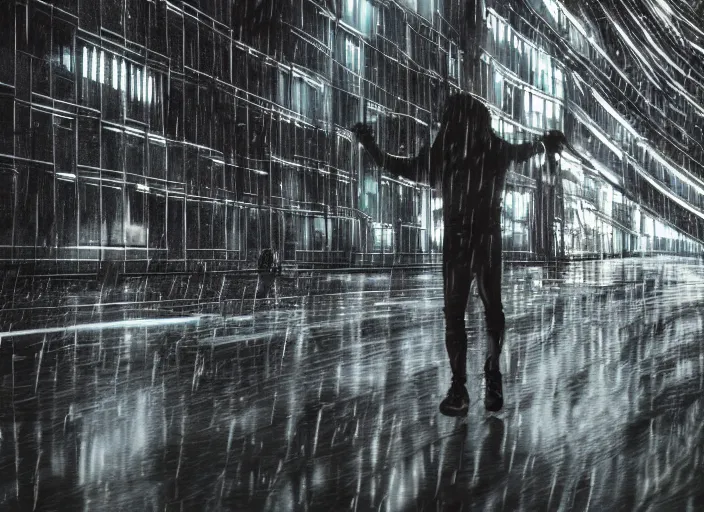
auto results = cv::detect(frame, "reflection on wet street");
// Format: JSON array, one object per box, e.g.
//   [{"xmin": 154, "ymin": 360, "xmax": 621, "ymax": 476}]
[{"xmin": 1, "ymin": 257, "xmax": 703, "ymax": 511}]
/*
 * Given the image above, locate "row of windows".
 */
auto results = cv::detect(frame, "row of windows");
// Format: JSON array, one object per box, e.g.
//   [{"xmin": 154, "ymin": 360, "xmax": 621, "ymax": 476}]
[
  {"xmin": 487, "ymin": 1, "xmax": 704, "ymax": 224},
  {"xmin": 485, "ymin": 11, "xmax": 565, "ymax": 100},
  {"xmin": 524, "ymin": 2, "xmax": 704, "ymax": 188},
  {"xmin": 480, "ymin": 63, "xmax": 564, "ymax": 133},
  {"xmin": 360, "ymin": 169, "xmax": 426, "ymax": 225},
  {"xmin": 5, "ymin": 0, "xmax": 704, "ymax": 259},
  {"xmin": 4, "ymin": 158, "xmax": 702, "ymax": 258},
  {"xmin": 2, "ymin": 106, "xmax": 369, "ymax": 211},
  {"xmin": 5, "ymin": 0, "xmax": 463, "ymax": 168},
  {"xmin": 564, "ymin": 74, "xmax": 704, "ymax": 212}
]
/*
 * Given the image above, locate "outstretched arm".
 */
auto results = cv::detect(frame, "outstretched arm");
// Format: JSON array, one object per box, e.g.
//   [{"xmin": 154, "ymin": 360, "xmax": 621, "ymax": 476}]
[
  {"xmin": 352, "ymin": 123, "xmax": 443, "ymax": 185},
  {"xmin": 497, "ymin": 130, "xmax": 566, "ymax": 166}
]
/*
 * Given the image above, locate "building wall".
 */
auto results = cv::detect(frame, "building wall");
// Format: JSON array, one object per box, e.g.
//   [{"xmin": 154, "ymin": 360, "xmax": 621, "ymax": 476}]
[{"xmin": 0, "ymin": 0, "xmax": 701, "ymax": 273}]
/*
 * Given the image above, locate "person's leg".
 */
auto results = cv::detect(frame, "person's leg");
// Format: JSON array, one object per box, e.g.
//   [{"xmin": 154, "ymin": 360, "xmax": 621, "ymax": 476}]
[
  {"xmin": 476, "ymin": 222, "xmax": 505, "ymax": 364},
  {"xmin": 439, "ymin": 224, "xmax": 473, "ymax": 416},
  {"xmin": 476, "ymin": 224, "xmax": 505, "ymax": 411}
]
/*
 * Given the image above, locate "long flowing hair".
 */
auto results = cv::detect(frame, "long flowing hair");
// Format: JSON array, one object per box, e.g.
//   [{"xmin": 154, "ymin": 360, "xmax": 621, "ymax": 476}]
[{"xmin": 440, "ymin": 93, "xmax": 493, "ymax": 153}]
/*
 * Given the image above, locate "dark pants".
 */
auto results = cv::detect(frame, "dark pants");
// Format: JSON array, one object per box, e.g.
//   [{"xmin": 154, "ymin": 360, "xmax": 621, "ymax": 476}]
[{"xmin": 442, "ymin": 219, "xmax": 505, "ymax": 384}]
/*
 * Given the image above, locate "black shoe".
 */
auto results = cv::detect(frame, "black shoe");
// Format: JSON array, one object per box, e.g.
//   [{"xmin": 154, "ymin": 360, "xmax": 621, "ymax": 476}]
[
  {"xmin": 484, "ymin": 359, "xmax": 504, "ymax": 412},
  {"xmin": 439, "ymin": 380, "xmax": 470, "ymax": 417}
]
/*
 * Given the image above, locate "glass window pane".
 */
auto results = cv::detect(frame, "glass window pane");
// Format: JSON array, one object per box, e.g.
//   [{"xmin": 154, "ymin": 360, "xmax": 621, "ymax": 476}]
[
  {"xmin": 52, "ymin": 19, "xmax": 75, "ymax": 102},
  {"xmin": 125, "ymin": 133, "xmax": 145, "ymax": 177},
  {"xmin": 0, "ymin": 96, "xmax": 13, "ymax": 155},
  {"xmin": 102, "ymin": 183, "xmax": 124, "ymax": 246},
  {"xmin": 166, "ymin": 78, "xmax": 183, "ymax": 139},
  {"xmin": 148, "ymin": 72, "xmax": 164, "ymax": 133},
  {"xmin": 148, "ymin": 140, "xmax": 166, "ymax": 180},
  {"xmin": 102, "ymin": 128, "xmax": 124, "ymax": 172},
  {"xmin": 148, "ymin": 193, "xmax": 166, "ymax": 249},
  {"xmin": 79, "ymin": 0, "xmax": 99, "ymax": 31},
  {"xmin": 186, "ymin": 200, "xmax": 198, "ymax": 249},
  {"xmin": 126, "ymin": 0, "xmax": 147, "ymax": 46},
  {"xmin": 79, "ymin": 182, "xmax": 100, "ymax": 246},
  {"xmin": 184, "ymin": 82, "xmax": 197, "ymax": 142},
  {"xmin": 102, "ymin": 54, "xmax": 122, "ymax": 121},
  {"xmin": 126, "ymin": 185, "xmax": 146, "ymax": 246},
  {"xmin": 0, "ymin": 3, "xmax": 14, "ymax": 86},
  {"xmin": 167, "ymin": 196, "xmax": 184, "ymax": 256},
  {"xmin": 54, "ymin": 116, "xmax": 75, "ymax": 175},
  {"xmin": 199, "ymin": 202, "xmax": 213, "ymax": 249},
  {"xmin": 102, "ymin": 0, "xmax": 125, "ymax": 35},
  {"xmin": 56, "ymin": 178, "xmax": 77, "ymax": 247},
  {"xmin": 78, "ymin": 116, "xmax": 100, "ymax": 168},
  {"xmin": 184, "ymin": 17, "xmax": 197, "ymax": 69},
  {"xmin": 167, "ymin": 142, "xmax": 183, "ymax": 183},
  {"xmin": 168, "ymin": 12, "xmax": 183, "ymax": 69},
  {"xmin": 33, "ymin": 110, "xmax": 53, "ymax": 163}
]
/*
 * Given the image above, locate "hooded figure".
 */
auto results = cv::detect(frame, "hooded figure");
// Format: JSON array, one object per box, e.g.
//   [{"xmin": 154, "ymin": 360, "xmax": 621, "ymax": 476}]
[{"xmin": 353, "ymin": 93, "xmax": 566, "ymax": 416}]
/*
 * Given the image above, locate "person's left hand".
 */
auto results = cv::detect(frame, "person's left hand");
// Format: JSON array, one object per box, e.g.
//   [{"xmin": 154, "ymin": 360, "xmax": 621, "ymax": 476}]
[{"xmin": 543, "ymin": 130, "xmax": 567, "ymax": 154}]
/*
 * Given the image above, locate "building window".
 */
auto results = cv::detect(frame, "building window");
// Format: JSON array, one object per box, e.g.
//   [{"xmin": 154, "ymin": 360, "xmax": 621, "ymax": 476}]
[
  {"xmin": 343, "ymin": 0, "xmax": 373, "ymax": 35},
  {"xmin": 168, "ymin": 11, "xmax": 183, "ymax": 69},
  {"xmin": 102, "ymin": 128, "xmax": 123, "ymax": 172},
  {"xmin": 148, "ymin": 192, "xmax": 166, "ymax": 249},
  {"xmin": 167, "ymin": 142, "xmax": 184, "ymax": 183},
  {"xmin": 32, "ymin": 109, "xmax": 53, "ymax": 163},
  {"xmin": 78, "ymin": 117, "xmax": 100, "ymax": 167},
  {"xmin": 125, "ymin": 133, "xmax": 145, "ymax": 178},
  {"xmin": 79, "ymin": 182, "xmax": 100, "ymax": 246},
  {"xmin": 126, "ymin": 0, "xmax": 147, "ymax": 46},
  {"xmin": 166, "ymin": 79, "xmax": 183, "ymax": 140},
  {"xmin": 339, "ymin": 35, "xmax": 361, "ymax": 74},
  {"xmin": 29, "ymin": 9, "xmax": 52, "ymax": 97},
  {"xmin": 102, "ymin": 183, "xmax": 124, "ymax": 246},
  {"xmin": 52, "ymin": 20, "xmax": 75, "ymax": 102},
  {"xmin": 56, "ymin": 177, "xmax": 77, "ymax": 247},
  {"xmin": 148, "ymin": 139, "xmax": 166, "ymax": 180},
  {"xmin": 184, "ymin": 17, "xmax": 198, "ymax": 70},
  {"xmin": 126, "ymin": 185, "xmax": 146, "ymax": 246},
  {"xmin": 102, "ymin": 0, "xmax": 125, "ymax": 35},
  {"xmin": 54, "ymin": 116, "xmax": 75, "ymax": 176},
  {"xmin": 184, "ymin": 82, "xmax": 197, "ymax": 143},
  {"xmin": 149, "ymin": 71, "xmax": 164, "ymax": 133},
  {"xmin": 167, "ymin": 196, "xmax": 185, "ymax": 256}
]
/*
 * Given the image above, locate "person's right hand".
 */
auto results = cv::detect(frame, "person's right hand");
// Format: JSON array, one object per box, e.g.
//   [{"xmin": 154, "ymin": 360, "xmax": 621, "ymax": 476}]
[
  {"xmin": 542, "ymin": 130, "xmax": 567, "ymax": 154},
  {"xmin": 351, "ymin": 123, "xmax": 376, "ymax": 147}
]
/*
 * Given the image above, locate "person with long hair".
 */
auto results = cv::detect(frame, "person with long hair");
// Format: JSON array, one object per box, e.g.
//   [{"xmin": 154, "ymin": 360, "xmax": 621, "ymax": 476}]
[{"xmin": 353, "ymin": 93, "xmax": 566, "ymax": 416}]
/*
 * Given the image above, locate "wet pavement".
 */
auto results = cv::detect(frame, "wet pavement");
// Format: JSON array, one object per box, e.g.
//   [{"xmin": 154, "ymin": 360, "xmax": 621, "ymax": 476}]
[{"xmin": 1, "ymin": 257, "xmax": 703, "ymax": 511}]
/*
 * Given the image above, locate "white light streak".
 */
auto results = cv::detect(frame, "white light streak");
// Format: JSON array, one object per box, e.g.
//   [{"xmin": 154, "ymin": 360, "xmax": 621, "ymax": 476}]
[{"xmin": 0, "ymin": 316, "xmax": 207, "ymax": 340}]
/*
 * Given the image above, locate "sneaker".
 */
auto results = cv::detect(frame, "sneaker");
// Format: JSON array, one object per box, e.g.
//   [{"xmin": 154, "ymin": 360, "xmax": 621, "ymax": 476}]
[
  {"xmin": 439, "ymin": 380, "xmax": 470, "ymax": 417},
  {"xmin": 484, "ymin": 358, "xmax": 504, "ymax": 412}
]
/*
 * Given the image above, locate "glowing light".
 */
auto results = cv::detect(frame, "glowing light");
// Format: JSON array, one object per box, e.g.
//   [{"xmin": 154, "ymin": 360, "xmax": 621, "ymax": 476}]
[
  {"xmin": 0, "ymin": 316, "xmax": 207, "ymax": 339},
  {"xmin": 82, "ymin": 47, "xmax": 88, "ymax": 79},
  {"xmin": 112, "ymin": 57, "xmax": 119, "ymax": 89},
  {"xmin": 121, "ymin": 60, "xmax": 127, "ymax": 92},
  {"xmin": 91, "ymin": 47, "xmax": 98, "ymax": 81},
  {"xmin": 99, "ymin": 50, "xmax": 105, "ymax": 84}
]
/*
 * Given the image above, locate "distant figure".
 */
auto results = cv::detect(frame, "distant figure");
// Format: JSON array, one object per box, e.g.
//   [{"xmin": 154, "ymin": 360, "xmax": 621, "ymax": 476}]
[
  {"xmin": 258, "ymin": 248, "xmax": 282, "ymax": 274},
  {"xmin": 256, "ymin": 248, "xmax": 282, "ymax": 303},
  {"xmin": 353, "ymin": 93, "xmax": 566, "ymax": 416}
]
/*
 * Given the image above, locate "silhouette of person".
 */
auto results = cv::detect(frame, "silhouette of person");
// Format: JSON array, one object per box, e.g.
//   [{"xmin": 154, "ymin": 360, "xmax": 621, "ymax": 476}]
[
  {"xmin": 256, "ymin": 248, "xmax": 281, "ymax": 304},
  {"xmin": 353, "ymin": 93, "xmax": 566, "ymax": 416}
]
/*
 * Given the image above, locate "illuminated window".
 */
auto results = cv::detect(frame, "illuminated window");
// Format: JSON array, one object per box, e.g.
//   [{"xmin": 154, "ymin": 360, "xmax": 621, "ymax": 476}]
[
  {"xmin": 448, "ymin": 43, "xmax": 458, "ymax": 79},
  {"xmin": 543, "ymin": 0, "xmax": 559, "ymax": 20},
  {"xmin": 554, "ymin": 68, "xmax": 564, "ymax": 99},
  {"xmin": 344, "ymin": 38, "xmax": 361, "ymax": 73},
  {"xmin": 343, "ymin": 0, "xmax": 373, "ymax": 35}
]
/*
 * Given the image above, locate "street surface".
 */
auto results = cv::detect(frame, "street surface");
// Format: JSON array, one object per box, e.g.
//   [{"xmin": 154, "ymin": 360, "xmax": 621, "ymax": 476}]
[{"xmin": 0, "ymin": 257, "xmax": 703, "ymax": 511}]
